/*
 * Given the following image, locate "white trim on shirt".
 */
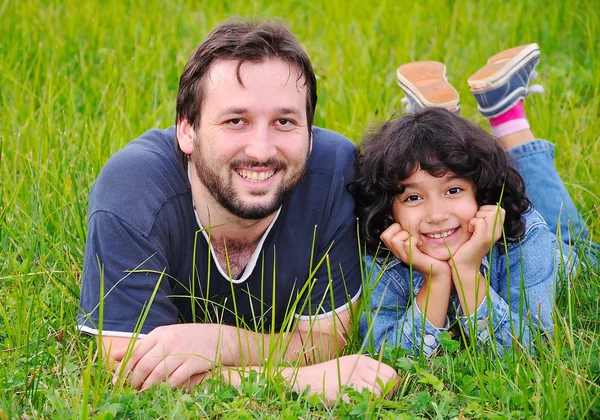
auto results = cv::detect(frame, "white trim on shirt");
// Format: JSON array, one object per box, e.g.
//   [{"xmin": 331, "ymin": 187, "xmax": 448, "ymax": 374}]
[{"xmin": 188, "ymin": 165, "xmax": 282, "ymax": 284}]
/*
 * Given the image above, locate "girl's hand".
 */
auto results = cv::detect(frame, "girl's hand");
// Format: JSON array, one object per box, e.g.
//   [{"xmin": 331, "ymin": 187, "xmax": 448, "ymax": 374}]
[
  {"xmin": 381, "ymin": 223, "xmax": 451, "ymax": 282},
  {"xmin": 451, "ymin": 205, "xmax": 505, "ymax": 270}
]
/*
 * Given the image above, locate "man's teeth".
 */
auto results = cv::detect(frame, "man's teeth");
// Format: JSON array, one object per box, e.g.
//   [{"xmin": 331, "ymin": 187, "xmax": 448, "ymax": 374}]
[
  {"xmin": 426, "ymin": 229, "xmax": 456, "ymax": 239},
  {"xmin": 236, "ymin": 169, "xmax": 275, "ymax": 182}
]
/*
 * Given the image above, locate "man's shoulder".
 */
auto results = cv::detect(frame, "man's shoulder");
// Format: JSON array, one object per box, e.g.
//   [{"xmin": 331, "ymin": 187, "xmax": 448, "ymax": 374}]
[
  {"xmin": 279, "ymin": 126, "xmax": 357, "ymax": 240},
  {"xmin": 102, "ymin": 127, "xmax": 180, "ymax": 174},
  {"xmin": 309, "ymin": 126, "xmax": 356, "ymax": 171},
  {"xmin": 290, "ymin": 126, "xmax": 355, "ymax": 206},
  {"xmin": 88, "ymin": 127, "xmax": 190, "ymax": 234}
]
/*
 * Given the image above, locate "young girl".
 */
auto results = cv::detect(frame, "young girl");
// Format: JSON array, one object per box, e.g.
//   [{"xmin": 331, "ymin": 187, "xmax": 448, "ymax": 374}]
[{"xmin": 352, "ymin": 44, "xmax": 598, "ymax": 357}]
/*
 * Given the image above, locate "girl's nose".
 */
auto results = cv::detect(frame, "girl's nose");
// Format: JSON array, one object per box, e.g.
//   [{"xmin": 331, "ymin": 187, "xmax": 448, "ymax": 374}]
[{"xmin": 426, "ymin": 200, "xmax": 450, "ymax": 224}]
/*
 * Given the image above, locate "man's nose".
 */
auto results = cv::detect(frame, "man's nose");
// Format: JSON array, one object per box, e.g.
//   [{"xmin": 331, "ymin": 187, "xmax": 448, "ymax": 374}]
[{"xmin": 244, "ymin": 125, "xmax": 277, "ymax": 163}]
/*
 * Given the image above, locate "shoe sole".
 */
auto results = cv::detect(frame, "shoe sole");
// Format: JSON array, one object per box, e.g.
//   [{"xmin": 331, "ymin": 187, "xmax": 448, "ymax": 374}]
[
  {"xmin": 396, "ymin": 61, "xmax": 460, "ymax": 113},
  {"xmin": 468, "ymin": 43, "xmax": 540, "ymax": 91}
]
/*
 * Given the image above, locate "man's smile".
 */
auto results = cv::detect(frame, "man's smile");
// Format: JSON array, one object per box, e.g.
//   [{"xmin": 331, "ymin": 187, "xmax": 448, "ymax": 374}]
[{"xmin": 234, "ymin": 168, "xmax": 277, "ymax": 182}]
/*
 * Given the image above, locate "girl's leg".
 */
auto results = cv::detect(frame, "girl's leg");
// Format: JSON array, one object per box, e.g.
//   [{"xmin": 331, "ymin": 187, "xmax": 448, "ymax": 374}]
[
  {"xmin": 499, "ymin": 124, "xmax": 588, "ymax": 248},
  {"xmin": 468, "ymin": 46, "xmax": 597, "ymax": 259}
]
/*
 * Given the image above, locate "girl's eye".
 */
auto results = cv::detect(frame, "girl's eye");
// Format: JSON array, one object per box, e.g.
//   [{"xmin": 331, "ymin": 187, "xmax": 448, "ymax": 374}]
[
  {"xmin": 404, "ymin": 194, "xmax": 421, "ymax": 202},
  {"xmin": 447, "ymin": 187, "xmax": 463, "ymax": 195}
]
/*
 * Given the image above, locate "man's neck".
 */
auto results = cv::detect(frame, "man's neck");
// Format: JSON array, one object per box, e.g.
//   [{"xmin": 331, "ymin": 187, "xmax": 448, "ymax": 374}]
[{"xmin": 188, "ymin": 164, "xmax": 277, "ymax": 278}]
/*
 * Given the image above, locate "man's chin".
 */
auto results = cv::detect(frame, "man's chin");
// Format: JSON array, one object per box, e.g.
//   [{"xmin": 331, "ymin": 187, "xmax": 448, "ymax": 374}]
[
  {"xmin": 223, "ymin": 197, "xmax": 282, "ymax": 220},
  {"xmin": 228, "ymin": 206, "xmax": 280, "ymax": 220}
]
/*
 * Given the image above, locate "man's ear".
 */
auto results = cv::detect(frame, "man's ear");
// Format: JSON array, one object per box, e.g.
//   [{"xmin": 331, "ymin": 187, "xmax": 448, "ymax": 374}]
[
  {"xmin": 308, "ymin": 128, "xmax": 313, "ymax": 155},
  {"xmin": 176, "ymin": 119, "xmax": 195, "ymax": 155}
]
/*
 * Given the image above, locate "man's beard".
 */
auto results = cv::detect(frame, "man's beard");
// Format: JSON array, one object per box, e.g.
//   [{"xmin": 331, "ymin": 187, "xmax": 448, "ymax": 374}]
[{"xmin": 191, "ymin": 142, "xmax": 309, "ymax": 220}]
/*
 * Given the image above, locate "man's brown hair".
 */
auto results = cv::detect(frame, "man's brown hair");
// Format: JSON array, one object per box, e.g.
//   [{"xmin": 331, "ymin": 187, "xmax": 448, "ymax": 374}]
[{"xmin": 176, "ymin": 19, "xmax": 317, "ymax": 139}]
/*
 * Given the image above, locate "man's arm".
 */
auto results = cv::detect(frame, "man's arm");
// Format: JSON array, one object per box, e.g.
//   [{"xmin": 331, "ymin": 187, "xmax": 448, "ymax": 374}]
[
  {"xmin": 101, "ymin": 303, "xmax": 353, "ymax": 390},
  {"xmin": 100, "ymin": 319, "xmax": 400, "ymax": 401}
]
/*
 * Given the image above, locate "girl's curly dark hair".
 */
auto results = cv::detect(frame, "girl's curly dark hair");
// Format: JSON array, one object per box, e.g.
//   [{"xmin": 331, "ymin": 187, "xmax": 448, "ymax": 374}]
[{"xmin": 348, "ymin": 107, "xmax": 532, "ymax": 254}]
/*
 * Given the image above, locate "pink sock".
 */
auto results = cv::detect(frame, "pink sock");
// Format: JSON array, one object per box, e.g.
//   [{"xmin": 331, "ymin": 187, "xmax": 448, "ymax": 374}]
[{"xmin": 488, "ymin": 101, "xmax": 530, "ymax": 138}]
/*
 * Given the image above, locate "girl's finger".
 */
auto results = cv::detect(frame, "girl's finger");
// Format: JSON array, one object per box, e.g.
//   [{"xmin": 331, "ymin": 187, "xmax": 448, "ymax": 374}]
[
  {"xmin": 468, "ymin": 218, "xmax": 478, "ymax": 233},
  {"xmin": 471, "ymin": 217, "xmax": 487, "ymax": 236},
  {"xmin": 380, "ymin": 223, "xmax": 402, "ymax": 246},
  {"xmin": 381, "ymin": 223, "xmax": 402, "ymax": 237}
]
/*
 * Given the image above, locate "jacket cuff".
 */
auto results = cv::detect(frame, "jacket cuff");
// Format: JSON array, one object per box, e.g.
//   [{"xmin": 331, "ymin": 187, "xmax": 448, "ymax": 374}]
[
  {"xmin": 458, "ymin": 288, "xmax": 509, "ymax": 344},
  {"xmin": 403, "ymin": 297, "xmax": 449, "ymax": 357}
]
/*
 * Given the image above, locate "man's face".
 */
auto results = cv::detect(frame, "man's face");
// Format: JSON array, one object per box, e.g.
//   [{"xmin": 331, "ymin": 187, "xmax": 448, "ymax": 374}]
[{"xmin": 189, "ymin": 58, "xmax": 312, "ymax": 220}]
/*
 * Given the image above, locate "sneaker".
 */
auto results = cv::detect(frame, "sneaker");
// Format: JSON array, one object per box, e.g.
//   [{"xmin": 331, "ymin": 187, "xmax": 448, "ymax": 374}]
[
  {"xmin": 396, "ymin": 61, "xmax": 460, "ymax": 114},
  {"xmin": 468, "ymin": 43, "xmax": 540, "ymax": 118}
]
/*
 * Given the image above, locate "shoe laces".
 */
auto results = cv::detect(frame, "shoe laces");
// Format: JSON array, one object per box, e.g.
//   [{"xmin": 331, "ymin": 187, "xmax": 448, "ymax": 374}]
[
  {"xmin": 527, "ymin": 70, "xmax": 544, "ymax": 96},
  {"xmin": 400, "ymin": 96, "xmax": 417, "ymax": 113}
]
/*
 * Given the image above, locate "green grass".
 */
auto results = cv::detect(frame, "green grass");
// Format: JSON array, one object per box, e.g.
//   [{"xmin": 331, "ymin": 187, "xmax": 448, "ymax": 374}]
[{"xmin": 1, "ymin": 0, "xmax": 599, "ymax": 417}]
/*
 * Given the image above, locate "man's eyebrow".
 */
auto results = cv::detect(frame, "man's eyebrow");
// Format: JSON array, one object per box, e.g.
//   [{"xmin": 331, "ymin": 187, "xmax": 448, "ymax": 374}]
[
  {"xmin": 218, "ymin": 107, "xmax": 249, "ymax": 116},
  {"xmin": 217, "ymin": 107, "xmax": 304, "ymax": 117},
  {"xmin": 276, "ymin": 106, "xmax": 303, "ymax": 116}
]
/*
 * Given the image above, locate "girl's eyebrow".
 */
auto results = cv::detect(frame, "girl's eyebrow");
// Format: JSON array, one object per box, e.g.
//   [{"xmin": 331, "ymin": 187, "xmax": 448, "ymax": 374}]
[
  {"xmin": 401, "ymin": 175, "xmax": 465, "ymax": 190},
  {"xmin": 443, "ymin": 173, "xmax": 466, "ymax": 182}
]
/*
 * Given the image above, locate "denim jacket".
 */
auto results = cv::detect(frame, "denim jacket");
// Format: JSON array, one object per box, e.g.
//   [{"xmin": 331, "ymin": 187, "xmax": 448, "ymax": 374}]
[{"xmin": 359, "ymin": 209, "xmax": 572, "ymax": 357}]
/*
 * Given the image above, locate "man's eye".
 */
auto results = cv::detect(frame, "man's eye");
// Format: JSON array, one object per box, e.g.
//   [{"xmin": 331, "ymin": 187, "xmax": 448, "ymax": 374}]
[
  {"xmin": 276, "ymin": 118, "xmax": 296, "ymax": 129},
  {"xmin": 228, "ymin": 118, "xmax": 244, "ymax": 126},
  {"xmin": 447, "ymin": 187, "xmax": 462, "ymax": 195}
]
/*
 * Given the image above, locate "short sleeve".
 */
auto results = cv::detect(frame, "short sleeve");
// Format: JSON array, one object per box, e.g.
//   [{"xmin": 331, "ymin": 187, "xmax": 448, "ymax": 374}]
[
  {"xmin": 294, "ymin": 216, "xmax": 362, "ymax": 320},
  {"xmin": 77, "ymin": 211, "xmax": 178, "ymax": 336},
  {"xmin": 294, "ymin": 129, "xmax": 361, "ymax": 320}
]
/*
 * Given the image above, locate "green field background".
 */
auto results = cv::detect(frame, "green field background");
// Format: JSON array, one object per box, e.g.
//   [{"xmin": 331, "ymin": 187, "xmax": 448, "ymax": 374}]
[{"xmin": 1, "ymin": 0, "xmax": 599, "ymax": 418}]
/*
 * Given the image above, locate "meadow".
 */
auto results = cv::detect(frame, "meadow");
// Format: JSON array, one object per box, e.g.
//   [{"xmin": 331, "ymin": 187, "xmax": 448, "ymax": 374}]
[{"xmin": 1, "ymin": 0, "xmax": 599, "ymax": 418}]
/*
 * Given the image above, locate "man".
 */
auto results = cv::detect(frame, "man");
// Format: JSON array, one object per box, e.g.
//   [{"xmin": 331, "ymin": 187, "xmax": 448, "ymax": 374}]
[{"xmin": 78, "ymin": 19, "xmax": 397, "ymax": 399}]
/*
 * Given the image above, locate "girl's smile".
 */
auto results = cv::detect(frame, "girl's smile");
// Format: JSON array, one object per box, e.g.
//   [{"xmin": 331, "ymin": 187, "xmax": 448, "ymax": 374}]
[{"xmin": 392, "ymin": 169, "xmax": 479, "ymax": 261}]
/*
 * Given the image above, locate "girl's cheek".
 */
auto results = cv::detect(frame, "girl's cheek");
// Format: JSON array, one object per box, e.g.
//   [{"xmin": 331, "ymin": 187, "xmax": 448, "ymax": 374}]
[{"xmin": 403, "ymin": 213, "xmax": 420, "ymax": 233}]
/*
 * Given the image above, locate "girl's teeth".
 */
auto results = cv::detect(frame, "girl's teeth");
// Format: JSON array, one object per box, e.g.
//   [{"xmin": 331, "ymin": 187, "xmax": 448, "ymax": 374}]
[{"xmin": 427, "ymin": 229, "xmax": 456, "ymax": 239}]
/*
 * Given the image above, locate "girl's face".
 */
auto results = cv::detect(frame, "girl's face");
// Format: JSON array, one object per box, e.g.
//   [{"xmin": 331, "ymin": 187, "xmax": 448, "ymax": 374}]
[{"xmin": 392, "ymin": 169, "xmax": 479, "ymax": 261}]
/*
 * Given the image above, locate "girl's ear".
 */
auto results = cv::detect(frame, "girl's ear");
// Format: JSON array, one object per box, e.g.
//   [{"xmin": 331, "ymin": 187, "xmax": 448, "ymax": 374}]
[{"xmin": 176, "ymin": 119, "xmax": 194, "ymax": 155}]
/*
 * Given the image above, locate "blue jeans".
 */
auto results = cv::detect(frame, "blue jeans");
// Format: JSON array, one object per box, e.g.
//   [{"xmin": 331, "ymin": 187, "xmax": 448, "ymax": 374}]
[{"xmin": 508, "ymin": 140, "xmax": 599, "ymax": 264}]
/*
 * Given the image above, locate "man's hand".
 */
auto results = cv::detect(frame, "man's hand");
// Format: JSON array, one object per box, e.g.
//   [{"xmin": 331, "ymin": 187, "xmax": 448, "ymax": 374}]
[
  {"xmin": 289, "ymin": 355, "xmax": 400, "ymax": 401},
  {"xmin": 103, "ymin": 332, "xmax": 399, "ymax": 402},
  {"xmin": 381, "ymin": 223, "xmax": 451, "ymax": 281},
  {"xmin": 219, "ymin": 355, "xmax": 400, "ymax": 402},
  {"xmin": 101, "ymin": 305, "xmax": 352, "ymax": 391},
  {"xmin": 110, "ymin": 324, "xmax": 220, "ymax": 390}
]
